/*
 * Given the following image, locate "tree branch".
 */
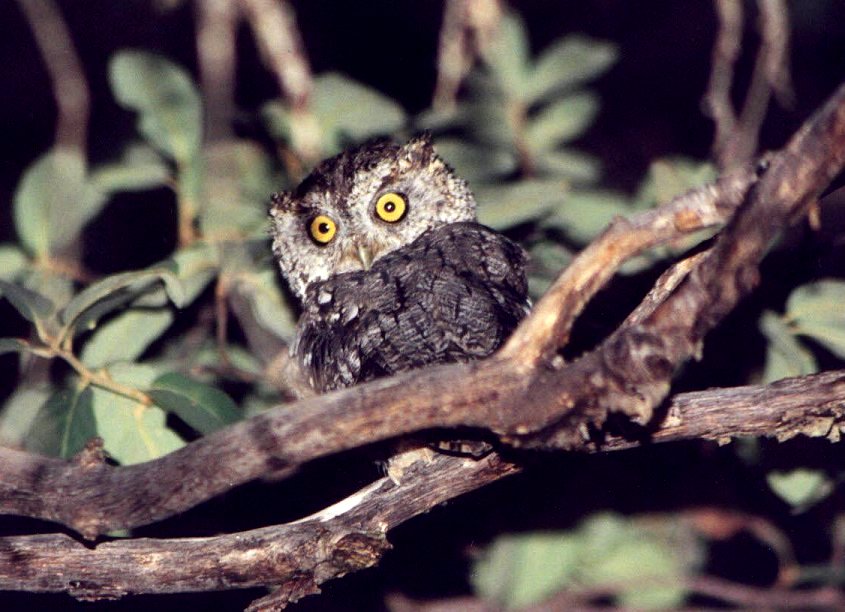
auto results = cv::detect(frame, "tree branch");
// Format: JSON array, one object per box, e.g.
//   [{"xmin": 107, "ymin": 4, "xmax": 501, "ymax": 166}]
[
  {"xmin": 1, "ymin": 370, "xmax": 844, "ymax": 602},
  {"xmin": 1, "ymin": 83, "xmax": 844, "ymax": 542}
]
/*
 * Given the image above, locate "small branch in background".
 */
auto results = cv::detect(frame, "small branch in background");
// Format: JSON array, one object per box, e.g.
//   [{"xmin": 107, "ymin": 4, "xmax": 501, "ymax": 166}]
[
  {"xmin": 686, "ymin": 575, "xmax": 845, "ymax": 609},
  {"xmin": 702, "ymin": 0, "xmax": 742, "ymax": 160},
  {"xmin": 239, "ymin": 0, "xmax": 320, "ymax": 168},
  {"xmin": 15, "ymin": 0, "xmax": 90, "ymax": 161},
  {"xmin": 704, "ymin": 0, "xmax": 794, "ymax": 169},
  {"xmin": 196, "ymin": 0, "xmax": 238, "ymax": 143},
  {"xmin": 433, "ymin": 0, "xmax": 502, "ymax": 112}
]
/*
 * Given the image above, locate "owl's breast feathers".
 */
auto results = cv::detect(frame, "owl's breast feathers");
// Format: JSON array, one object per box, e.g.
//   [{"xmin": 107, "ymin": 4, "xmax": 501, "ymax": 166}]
[{"xmin": 293, "ymin": 222, "xmax": 530, "ymax": 393}]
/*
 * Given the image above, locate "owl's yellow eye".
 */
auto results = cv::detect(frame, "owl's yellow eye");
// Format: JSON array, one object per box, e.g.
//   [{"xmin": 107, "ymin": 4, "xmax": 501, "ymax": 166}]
[
  {"xmin": 309, "ymin": 215, "xmax": 337, "ymax": 244},
  {"xmin": 375, "ymin": 192, "xmax": 407, "ymax": 223}
]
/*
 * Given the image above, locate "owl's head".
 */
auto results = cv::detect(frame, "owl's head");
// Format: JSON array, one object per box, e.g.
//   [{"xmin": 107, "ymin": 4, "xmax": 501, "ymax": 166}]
[{"xmin": 270, "ymin": 134, "xmax": 477, "ymax": 300}]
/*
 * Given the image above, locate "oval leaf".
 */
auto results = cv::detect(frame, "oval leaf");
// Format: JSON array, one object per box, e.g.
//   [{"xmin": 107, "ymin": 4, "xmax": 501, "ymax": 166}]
[
  {"xmin": 483, "ymin": 13, "xmax": 531, "ymax": 98},
  {"xmin": 768, "ymin": 469, "xmax": 834, "ymax": 510},
  {"xmin": 0, "ymin": 279, "xmax": 55, "ymax": 325},
  {"xmin": 109, "ymin": 51, "xmax": 202, "ymax": 163},
  {"xmin": 27, "ymin": 386, "xmax": 97, "ymax": 459},
  {"xmin": 787, "ymin": 280, "xmax": 845, "ymax": 359},
  {"xmin": 528, "ymin": 35, "xmax": 618, "ymax": 103},
  {"xmin": 759, "ymin": 311, "xmax": 817, "ymax": 383},
  {"xmin": 476, "ymin": 179, "xmax": 570, "ymax": 229},
  {"xmin": 0, "ymin": 245, "xmax": 27, "ymax": 281},
  {"xmin": 148, "ymin": 372, "xmax": 239, "ymax": 434},
  {"xmin": 90, "ymin": 145, "xmax": 170, "ymax": 194},
  {"xmin": 525, "ymin": 93, "xmax": 599, "ymax": 153},
  {"xmin": 90, "ymin": 385, "xmax": 183, "ymax": 465},
  {"xmin": 60, "ymin": 267, "xmax": 184, "ymax": 337},
  {"xmin": 80, "ymin": 308, "xmax": 174, "ymax": 368},
  {"xmin": 313, "ymin": 73, "xmax": 406, "ymax": 153},
  {"xmin": 13, "ymin": 149, "xmax": 106, "ymax": 257}
]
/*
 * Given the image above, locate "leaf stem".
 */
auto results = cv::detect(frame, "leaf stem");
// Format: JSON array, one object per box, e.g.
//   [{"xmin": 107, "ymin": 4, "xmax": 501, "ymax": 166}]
[{"xmin": 55, "ymin": 347, "xmax": 152, "ymax": 405}]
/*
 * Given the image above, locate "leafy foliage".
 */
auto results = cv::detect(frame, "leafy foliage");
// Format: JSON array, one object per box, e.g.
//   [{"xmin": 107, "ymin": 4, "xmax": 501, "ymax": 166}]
[{"xmin": 471, "ymin": 513, "xmax": 702, "ymax": 608}]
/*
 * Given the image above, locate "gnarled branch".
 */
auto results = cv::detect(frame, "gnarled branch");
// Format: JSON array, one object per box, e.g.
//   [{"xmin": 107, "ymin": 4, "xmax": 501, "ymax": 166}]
[{"xmin": 1, "ymin": 83, "xmax": 844, "ymax": 543}]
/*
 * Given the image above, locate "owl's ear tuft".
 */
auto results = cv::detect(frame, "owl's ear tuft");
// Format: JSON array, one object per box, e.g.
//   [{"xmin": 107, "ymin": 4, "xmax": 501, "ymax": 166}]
[
  {"xmin": 270, "ymin": 191, "xmax": 296, "ymax": 214},
  {"xmin": 402, "ymin": 132, "xmax": 436, "ymax": 164}
]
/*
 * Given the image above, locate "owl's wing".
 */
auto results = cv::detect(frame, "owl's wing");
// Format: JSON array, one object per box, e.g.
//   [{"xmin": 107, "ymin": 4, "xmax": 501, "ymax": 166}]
[{"xmin": 293, "ymin": 222, "xmax": 529, "ymax": 393}]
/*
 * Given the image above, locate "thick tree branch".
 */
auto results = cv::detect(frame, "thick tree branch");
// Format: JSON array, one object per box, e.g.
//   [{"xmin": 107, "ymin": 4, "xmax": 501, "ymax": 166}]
[
  {"xmin": 1, "ymin": 83, "xmax": 844, "ymax": 541},
  {"xmin": 1, "ymin": 370, "xmax": 844, "ymax": 602}
]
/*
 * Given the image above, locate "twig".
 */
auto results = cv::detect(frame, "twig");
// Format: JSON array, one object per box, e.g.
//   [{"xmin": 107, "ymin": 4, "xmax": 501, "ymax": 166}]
[
  {"xmin": 687, "ymin": 575, "xmax": 845, "ymax": 609},
  {"xmin": 15, "ymin": 0, "xmax": 90, "ymax": 159},
  {"xmin": 239, "ymin": 0, "xmax": 320, "ymax": 165},
  {"xmin": 433, "ymin": 0, "xmax": 502, "ymax": 112},
  {"xmin": 702, "ymin": 0, "xmax": 742, "ymax": 158},
  {"xmin": 196, "ymin": 0, "xmax": 238, "ymax": 143},
  {"xmin": 704, "ymin": 0, "xmax": 794, "ymax": 169}
]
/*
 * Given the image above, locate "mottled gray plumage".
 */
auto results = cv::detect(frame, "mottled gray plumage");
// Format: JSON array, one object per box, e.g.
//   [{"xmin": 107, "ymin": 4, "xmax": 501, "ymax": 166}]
[{"xmin": 270, "ymin": 135, "xmax": 529, "ymax": 395}]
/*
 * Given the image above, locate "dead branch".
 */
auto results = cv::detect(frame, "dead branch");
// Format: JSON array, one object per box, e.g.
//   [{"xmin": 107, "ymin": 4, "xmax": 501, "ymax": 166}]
[
  {"xmin": 0, "ymin": 452, "xmax": 516, "ymax": 604},
  {"xmin": 1, "ymin": 370, "xmax": 844, "ymax": 602}
]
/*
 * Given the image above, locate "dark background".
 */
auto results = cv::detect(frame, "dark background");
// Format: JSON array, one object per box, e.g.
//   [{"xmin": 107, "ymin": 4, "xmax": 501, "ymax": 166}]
[{"xmin": 1, "ymin": 1, "xmax": 845, "ymax": 610}]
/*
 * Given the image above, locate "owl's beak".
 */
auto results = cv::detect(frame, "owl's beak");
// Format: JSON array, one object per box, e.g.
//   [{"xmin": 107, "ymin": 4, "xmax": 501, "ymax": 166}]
[{"xmin": 356, "ymin": 244, "xmax": 375, "ymax": 270}]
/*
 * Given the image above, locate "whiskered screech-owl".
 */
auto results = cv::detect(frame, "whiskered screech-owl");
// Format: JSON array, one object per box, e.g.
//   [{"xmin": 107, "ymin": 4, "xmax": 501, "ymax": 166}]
[{"xmin": 270, "ymin": 134, "xmax": 530, "ymax": 395}]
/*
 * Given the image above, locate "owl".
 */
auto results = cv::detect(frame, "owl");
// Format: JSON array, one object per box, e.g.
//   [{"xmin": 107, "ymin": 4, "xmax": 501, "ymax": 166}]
[{"xmin": 270, "ymin": 134, "xmax": 530, "ymax": 395}]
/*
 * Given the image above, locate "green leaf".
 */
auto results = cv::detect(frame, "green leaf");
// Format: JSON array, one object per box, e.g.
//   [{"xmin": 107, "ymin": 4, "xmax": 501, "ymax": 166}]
[
  {"xmin": 768, "ymin": 469, "xmax": 835, "ymax": 510},
  {"xmin": 60, "ymin": 267, "xmax": 184, "ymax": 338},
  {"xmin": 13, "ymin": 149, "xmax": 106, "ymax": 257},
  {"xmin": 0, "ymin": 245, "xmax": 27, "ymax": 281},
  {"xmin": 476, "ymin": 179, "xmax": 570, "ymax": 229},
  {"xmin": 0, "ymin": 279, "xmax": 55, "ymax": 325},
  {"xmin": 90, "ymin": 384, "xmax": 183, "ymax": 465},
  {"xmin": 535, "ymin": 149, "xmax": 601, "ymax": 183},
  {"xmin": 433, "ymin": 138, "xmax": 517, "ymax": 183},
  {"xmin": 148, "ymin": 372, "xmax": 240, "ymax": 434},
  {"xmin": 109, "ymin": 51, "xmax": 202, "ymax": 163},
  {"xmin": 90, "ymin": 144, "xmax": 170, "ymax": 193},
  {"xmin": 759, "ymin": 311, "xmax": 817, "ymax": 383},
  {"xmin": 312, "ymin": 73, "xmax": 406, "ymax": 153},
  {"xmin": 27, "ymin": 386, "xmax": 97, "ymax": 459},
  {"xmin": 472, "ymin": 531, "xmax": 581, "ymax": 608},
  {"xmin": 483, "ymin": 13, "xmax": 531, "ymax": 98},
  {"xmin": 787, "ymin": 280, "xmax": 845, "ymax": 360},
  {"xmin": 548, "ymin": 190, "xmax": 631, "ymax": 243},
  {"xmin": 463, "ymin": 98, "xmax": 516, "ymax": 148},
  {"xmin": 471, "ymin": 513, "xmax": 697, "ymax": 609},
  {"xmin": 0, "ymin": 386, "xmax": 51, "ymax": 448},
  {"xmin": 528, "ymin": 241, "xmax": 574, "ymax": 298},
  {"xmin": 234, "ymin": 269, "xmax": 297, "ymax": 341},
  {"xmin": 527, "ymin": 35, "xmax": 618, "ymax": 104},
  {"xmin": 634, "ymin": 158, "xmax": 718, "ymax": 209},
  {"xmin": 199, "ymin": 140, "xmax": 278, "ymax": 237},
  {"xmin": 525, "ymin": 93, "xmax": 599, "ymax": 153},
  {"xmin": 80, "ymin": 308, "xmax": 174, "ymax": 368}
]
